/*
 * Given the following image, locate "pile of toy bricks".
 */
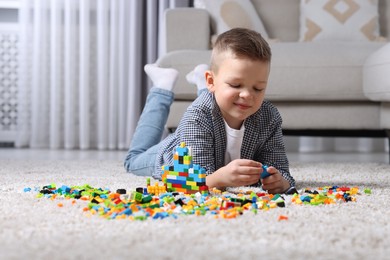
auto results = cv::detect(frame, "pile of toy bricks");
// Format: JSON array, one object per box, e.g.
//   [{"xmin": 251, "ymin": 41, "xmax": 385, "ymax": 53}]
[{"xmin": 162, "ymin": 142, "xmax": 208, "ymax": 195}]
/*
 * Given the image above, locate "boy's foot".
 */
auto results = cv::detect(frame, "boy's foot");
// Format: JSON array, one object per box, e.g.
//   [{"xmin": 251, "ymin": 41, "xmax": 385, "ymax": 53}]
[
  {"xmin": 186, "ymin": 64, "xmax": 209, "ymax": 92},
  {"xmin": 144, "ymin": 64, "xmax": 179, "ymax": 91}
]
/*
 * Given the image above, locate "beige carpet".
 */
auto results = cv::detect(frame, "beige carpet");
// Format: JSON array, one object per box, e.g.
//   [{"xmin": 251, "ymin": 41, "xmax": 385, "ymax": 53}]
[{"xmin": 0, "ymin": 159, "xmax": 389, "ymax": 259}]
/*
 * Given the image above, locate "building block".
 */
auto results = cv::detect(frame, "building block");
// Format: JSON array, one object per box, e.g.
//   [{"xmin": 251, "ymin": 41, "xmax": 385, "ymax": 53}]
[
  {"xmin": 260, "ymin": 165, "xmax": 271, "ymax": 179},
  {"xmin": 162, "ymin": 142, "xmax": 209, "ymax": 195}
]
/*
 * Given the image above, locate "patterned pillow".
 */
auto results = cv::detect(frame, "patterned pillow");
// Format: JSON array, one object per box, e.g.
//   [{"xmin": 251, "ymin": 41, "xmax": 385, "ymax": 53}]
[
  {"xmin": 299, "ymin": 0, "xmax": 381, "ymax": 41},
  {"xmin": 194, "ymin": 0, "xmax": 269, "ymax": 39}
]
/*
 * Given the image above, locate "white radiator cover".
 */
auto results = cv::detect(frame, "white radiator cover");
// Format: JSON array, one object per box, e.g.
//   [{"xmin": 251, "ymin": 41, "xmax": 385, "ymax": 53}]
[{"xmin": 0, "ymin": 28, "xmax": 18, "ymax": 142}]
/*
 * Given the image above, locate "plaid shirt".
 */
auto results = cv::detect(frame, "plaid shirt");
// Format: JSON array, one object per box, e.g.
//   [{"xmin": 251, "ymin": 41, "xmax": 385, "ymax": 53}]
[{"xmin": 155, "ymin": 91, "xmax": 295, "ymax": 187}]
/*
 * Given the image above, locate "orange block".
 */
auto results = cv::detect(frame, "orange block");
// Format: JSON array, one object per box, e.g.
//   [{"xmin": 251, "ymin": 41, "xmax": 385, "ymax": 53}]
[
  {"xmin": 173, "ymin": 187, "xmax": 187, "ymax": 193},
  {"xmin": 278, "ymin": 215, "xmax": 288, "ymax": 221}
]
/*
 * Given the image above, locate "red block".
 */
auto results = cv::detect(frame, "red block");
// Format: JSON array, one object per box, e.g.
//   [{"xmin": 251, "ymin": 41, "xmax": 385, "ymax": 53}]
[{"xmin": 199, "ymin": 185, "xmax": 209, "ymax": 191}]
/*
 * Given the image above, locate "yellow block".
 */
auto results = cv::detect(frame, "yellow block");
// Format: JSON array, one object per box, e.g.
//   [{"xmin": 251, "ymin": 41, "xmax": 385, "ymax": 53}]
[{"xmin": 186, "ymin": 181, "xmax": 197, "ymax": 186}]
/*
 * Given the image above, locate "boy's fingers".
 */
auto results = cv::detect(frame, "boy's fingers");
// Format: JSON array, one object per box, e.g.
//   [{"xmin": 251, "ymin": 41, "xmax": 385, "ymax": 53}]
[
  {"xmin": 237, "ymin": 159, "xmax": 262, "ymax": 167},
  {"xmin": 265, "ymin": 166, "xmax": 277, "ymax": 172},
  {"xmin": 243, "ymin": 166, "xmax": 264, "ymax": 175}
]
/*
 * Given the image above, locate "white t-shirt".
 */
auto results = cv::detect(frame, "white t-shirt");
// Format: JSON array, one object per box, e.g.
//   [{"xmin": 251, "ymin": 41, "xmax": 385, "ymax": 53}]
[{"xmin": 224, "ymin": 120, "xmax": 245, "ymax": 165}]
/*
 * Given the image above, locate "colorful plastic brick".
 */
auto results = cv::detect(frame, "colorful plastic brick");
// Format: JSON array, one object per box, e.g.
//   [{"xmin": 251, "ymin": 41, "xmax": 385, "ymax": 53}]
[
  {"xmin": 260, "ymin": 165, "xmax": 271, "ymax": 179},
  {"xmin": 162, "ymin": 142, "xmax": 209, "ymax": 195}
]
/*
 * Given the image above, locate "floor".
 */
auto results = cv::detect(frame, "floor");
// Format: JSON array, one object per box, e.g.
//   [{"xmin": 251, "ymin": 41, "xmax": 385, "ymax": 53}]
[{"xmin": 0, "ymin": 148, "xmax": 388, "ymax": 164}]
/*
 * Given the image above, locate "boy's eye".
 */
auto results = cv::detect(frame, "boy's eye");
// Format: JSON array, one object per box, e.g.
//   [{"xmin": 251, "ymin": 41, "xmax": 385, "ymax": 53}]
[
  {"xmin": 228, "ymin": 83, "xmax": 240, "ymax": 88},
  {"xmin": 254, "ymin": 88, "xmax": 264, "ymax": 92}
]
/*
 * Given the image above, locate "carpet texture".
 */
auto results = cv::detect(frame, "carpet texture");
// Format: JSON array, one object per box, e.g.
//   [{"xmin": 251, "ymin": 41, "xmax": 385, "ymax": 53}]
[{"xmin": 0, "ymin": 159, "xmax": 389, "ymax": 259}]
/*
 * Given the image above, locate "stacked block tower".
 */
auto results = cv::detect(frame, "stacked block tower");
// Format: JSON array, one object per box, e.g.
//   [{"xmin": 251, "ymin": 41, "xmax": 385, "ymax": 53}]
[{"xmin": 162, "ymin": 142, "xmax": 209, "ymax": 195}]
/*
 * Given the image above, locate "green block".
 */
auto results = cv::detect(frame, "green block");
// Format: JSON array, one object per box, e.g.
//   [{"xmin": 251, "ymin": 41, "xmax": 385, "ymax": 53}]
[
  {"xmin": 364, "ymin": 188, "xmax": 372, "ymax": 194},
  {"xmin": 134, "ymin": 192, "xmax": 143, "ymax": 202},
  {"xmin": 141, "ymin": 195, "xmax": 152, "ymax": 204},
  {"xmin": 271, "ymin": 194, "xmax": 281, "ymax": 201},
  {"xmin": 148, "ymin": 203, "xmax": 160, "ymax": 209},
  {"xmin": 88, "ymin": 202, "xmax": 99, "ymax": 209},
  {"xmin": 183, "ymin": 184, "xmax": 192, "ymax": 190},
  {"xmin": 169, "ymin": 171, "xmax": 179, "ymax": 176},
  {"xmin": 134, "ymin": 215, "xmax": 147, "ymax": 221}
]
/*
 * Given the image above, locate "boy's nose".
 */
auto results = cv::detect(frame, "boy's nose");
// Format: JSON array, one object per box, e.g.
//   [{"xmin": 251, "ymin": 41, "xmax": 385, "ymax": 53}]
[{"xmin": 239, "ymin": 89, "xmax": 251, "ymax": 98}]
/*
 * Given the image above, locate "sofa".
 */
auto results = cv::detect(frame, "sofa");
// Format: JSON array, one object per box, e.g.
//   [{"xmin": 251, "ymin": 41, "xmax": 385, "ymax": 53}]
[{"xmin": 156, "ymin": 0, "xmax": 390, "ymax": 159}]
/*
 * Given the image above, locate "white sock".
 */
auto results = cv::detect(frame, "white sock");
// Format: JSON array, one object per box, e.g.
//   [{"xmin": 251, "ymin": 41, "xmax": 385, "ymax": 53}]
[
  {"xmin": 144, "ymin": 64, "xmax": 179, "ymax": 91},
  {"xmin": 186, "ymin": 64, "xmax": 209, "ymax": 92}
]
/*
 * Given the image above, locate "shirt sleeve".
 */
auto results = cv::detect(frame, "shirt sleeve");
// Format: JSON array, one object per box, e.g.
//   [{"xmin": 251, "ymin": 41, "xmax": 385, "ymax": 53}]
[{"xmin": 256, "ymin": 107, "xmax": 295, "ymax": 187}]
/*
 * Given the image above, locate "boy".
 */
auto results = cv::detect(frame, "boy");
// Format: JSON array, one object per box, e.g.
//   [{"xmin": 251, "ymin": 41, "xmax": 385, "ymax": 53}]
[{"xmin": 124, "ymin": 28, "xmax": 295, "ymax": 194}]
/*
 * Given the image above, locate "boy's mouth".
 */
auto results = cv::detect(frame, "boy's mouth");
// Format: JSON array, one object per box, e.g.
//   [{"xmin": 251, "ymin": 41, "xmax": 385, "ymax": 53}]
[{"xmin": 235, "ymin": 103, "xmax": 251, "ymax": 110}]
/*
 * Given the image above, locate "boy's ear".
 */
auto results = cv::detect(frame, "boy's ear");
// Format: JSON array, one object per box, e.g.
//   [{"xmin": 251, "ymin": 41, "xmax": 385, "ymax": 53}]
[{"xmin": 205, "ymin": 70, "xmax": 215, "ymax": 92}]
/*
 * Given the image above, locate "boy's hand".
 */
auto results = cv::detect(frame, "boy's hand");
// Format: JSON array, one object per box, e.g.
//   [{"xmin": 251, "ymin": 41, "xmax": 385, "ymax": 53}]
[
  {"xmin": 206, "ymin": 159, "xmax": 262, "ymax": 188},
  {"xmin": 261, "ymin": 166, "xmax": 291, "ymax": 194}
]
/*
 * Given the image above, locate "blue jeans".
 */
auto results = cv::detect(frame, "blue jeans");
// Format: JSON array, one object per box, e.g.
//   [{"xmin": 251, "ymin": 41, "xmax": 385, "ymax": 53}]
[{"xmin": 124, "ymin": 87, "xmax": 174, "ymax": 176}]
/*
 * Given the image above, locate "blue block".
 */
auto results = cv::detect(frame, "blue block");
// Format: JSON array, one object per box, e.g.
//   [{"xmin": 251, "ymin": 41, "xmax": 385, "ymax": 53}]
[
  {"xmin": 168, "ymin": 179, "xmax": 186, "ymax": 185},
  {"xmin": 122, "ymin": 208, "xmax": 132, "ymax": 216},
  {"xmin": 176, "ymin": 147, "xmax": 188, "ymax": 156},
  {"xmin": 60, "ymin": 185, "xmax": 71, "ymax": 194},
  {"xmin": 176, "ymin": 176, "xmax": 187, "ymax": 181},
  {"xmin": 260, "ymin": 165, "xmax": 271, "ymax": 179},
  {"xmin": 300, "ymin": 195, "xmax": 311, "ymax": 203},
  {"xmin": 173, "ymin": 164, "xmax": 189, "ymax": 172}
]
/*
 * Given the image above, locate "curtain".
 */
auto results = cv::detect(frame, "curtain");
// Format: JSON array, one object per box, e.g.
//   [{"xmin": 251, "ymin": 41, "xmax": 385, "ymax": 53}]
[{"xmin": 16, "ymin": 0, "xmax": 190, "ymax": 150}]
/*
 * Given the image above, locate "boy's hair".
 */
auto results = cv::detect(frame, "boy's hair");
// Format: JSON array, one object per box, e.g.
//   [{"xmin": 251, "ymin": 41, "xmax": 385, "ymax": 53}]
[{"xmin": 210, "ymin": 28, "xmax": 271, "ymax": 72}]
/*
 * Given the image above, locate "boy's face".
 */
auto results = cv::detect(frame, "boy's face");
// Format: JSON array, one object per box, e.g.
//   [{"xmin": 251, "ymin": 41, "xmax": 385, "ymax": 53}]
[{"xmin": 205, "ymin": 52, "xmax": 270, "ymax": 129}]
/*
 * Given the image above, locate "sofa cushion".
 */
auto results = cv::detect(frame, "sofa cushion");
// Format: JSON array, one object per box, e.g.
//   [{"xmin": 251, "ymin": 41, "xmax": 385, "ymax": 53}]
[
  {"xmin": 166, "ymin": 101, "xmax": 382, "ymax": 130},
  {"xmin": 274, "ymin": 101, "xmax": 381, "ymax": 129},
  {"xmin": 250, "ymin": 0, "xmax": 390, "ymax": 42},
  {"xmin": 363, "ymin": 43, "xmax": 390, "ymax": 101},
  {"xmin": 251, "ymin": 0, "xmax": 300, "ymax": 42},
  {"xmin": 158, "ymin": 42, "xmax": 386, "ymax": 102},
  {"xmin": 266, "ymin": 41, "xmax": 386, "ymax": 101},
  {"xmin": 299, "ymin": 0, "xmax": 381, "ymax": 42},
  {"xmin": 194, "ymin": 0, "xmax": 269, "ymax": 39}
]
